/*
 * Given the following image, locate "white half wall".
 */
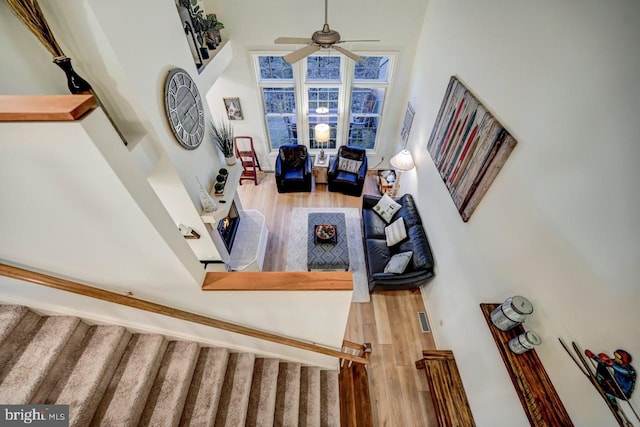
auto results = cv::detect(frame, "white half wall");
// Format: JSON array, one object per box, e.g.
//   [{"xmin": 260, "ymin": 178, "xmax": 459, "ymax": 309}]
[
  {"xmin": 0, "ymin": 275, "xmax": 351, "ymax": 369},
  {"xmin": 0, "ymin": 108, "xmax": 202, "ymax": 290},
  {"xmin": 404, "ymin": 0, "xmax": 640, "ymax": 425}
]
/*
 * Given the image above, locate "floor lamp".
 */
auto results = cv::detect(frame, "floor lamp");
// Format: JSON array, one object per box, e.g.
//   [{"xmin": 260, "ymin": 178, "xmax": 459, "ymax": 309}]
[{"xmin": 389, "ymin": 149, "xmax": 415, "ymax": 197}]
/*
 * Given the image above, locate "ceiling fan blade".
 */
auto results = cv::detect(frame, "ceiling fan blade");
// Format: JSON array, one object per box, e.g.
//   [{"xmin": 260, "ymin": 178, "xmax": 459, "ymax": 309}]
[
  {"xmin": 284, "ymin": 44, "xmax": 321, "ymax": 63},
  {"xmin": 275, "ymin": 37, "xmax": 313, "ymax": 44},
  {"xmin": 337, "ymin": 39, "xmax": 381, "ymax": 43},
  {"xmin": 333, "ymin": 45, "xmax": 365, "ymax": 62}
]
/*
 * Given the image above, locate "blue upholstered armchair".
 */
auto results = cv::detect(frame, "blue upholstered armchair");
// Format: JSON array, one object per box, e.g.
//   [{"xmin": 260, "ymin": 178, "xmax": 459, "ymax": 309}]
[
  {"xmin": 328, "ymin": 146, "xmax": 368, "ymax": 196},
  {"xmin": 275, "ymin": 144, "xmax": 312, "ymax": 193}
]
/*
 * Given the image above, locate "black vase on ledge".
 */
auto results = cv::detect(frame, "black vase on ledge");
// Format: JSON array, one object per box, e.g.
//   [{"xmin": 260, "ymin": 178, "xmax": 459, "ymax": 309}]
[{"xmin": 53, "ymin": 56, "xmax": 92, "ymax": 95}]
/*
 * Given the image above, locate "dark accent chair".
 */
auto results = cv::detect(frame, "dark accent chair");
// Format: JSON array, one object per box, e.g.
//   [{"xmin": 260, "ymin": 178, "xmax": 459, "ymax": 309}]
[
  {"xmin": 275, "ymin": 144, "xmax": 312, "ymax": 193},
  {"xmin": 327, "ymin": 146, "xmax": 368, "ymax": 196}
]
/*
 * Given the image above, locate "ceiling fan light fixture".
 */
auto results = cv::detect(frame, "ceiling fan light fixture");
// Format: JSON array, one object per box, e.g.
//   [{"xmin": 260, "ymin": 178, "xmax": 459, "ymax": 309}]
[{"xmin": 275, "ymin": 0, "xmax": 378, "ymax": 63}]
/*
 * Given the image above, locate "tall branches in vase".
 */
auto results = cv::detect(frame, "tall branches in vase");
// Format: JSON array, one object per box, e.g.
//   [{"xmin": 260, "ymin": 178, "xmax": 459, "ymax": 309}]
[
  {"xmin": 6, "ymin": 0, "xmax": 92, "ymax": 94},
  {"xmin": 209, "ymin": 120, "xmax": 236, "ymax": 165}
]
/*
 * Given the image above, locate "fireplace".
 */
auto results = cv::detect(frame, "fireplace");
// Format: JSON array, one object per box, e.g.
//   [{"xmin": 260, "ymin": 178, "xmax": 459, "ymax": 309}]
[{"xmin": 217, "ymin": 200, "xmax": 241, "ymax": 253}]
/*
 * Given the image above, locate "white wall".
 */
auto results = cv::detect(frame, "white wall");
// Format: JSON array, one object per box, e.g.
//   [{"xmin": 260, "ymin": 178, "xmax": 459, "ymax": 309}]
[
  {"xmin": 0, "ymin": 2, "xmax": 68, "ymax": 95},
  {"xmin": 404, "ymin": 0, "xmax": 640, "ymax": 425},
  {"xmin": 202, "ymin": 0, "xmax": 429, "ymax": 169}
]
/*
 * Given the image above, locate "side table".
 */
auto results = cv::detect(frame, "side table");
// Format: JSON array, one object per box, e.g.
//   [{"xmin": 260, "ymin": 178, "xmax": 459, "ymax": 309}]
[
  {"xmin": 377, "ymin": 169, "xmax": 396, "ymax": 195},
  {"xmin": 313, "ymin": 154, "xmax": 331, "ymax": 184}
]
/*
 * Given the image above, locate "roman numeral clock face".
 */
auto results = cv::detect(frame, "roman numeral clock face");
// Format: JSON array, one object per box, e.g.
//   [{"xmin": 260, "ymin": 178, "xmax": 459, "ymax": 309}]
[{"xmin": 164, "ymin": 68, "xmax": 205, "ymax": 150}]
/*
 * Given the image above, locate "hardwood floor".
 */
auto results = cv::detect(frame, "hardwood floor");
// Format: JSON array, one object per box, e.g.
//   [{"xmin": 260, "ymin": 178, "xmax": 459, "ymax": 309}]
[{"xmin": 237, "ymin": 171, "xmax": 438, "ymax": 427}]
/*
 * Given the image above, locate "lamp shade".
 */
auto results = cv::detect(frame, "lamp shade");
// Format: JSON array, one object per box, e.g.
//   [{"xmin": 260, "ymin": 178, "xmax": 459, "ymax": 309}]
[
  {"xmin": 390, "ymin": 149, "xmax": 415, "ymax": 171},
  {"xmin": 314, "ymin": 123, "xmax": 330, "ymax": 143}
]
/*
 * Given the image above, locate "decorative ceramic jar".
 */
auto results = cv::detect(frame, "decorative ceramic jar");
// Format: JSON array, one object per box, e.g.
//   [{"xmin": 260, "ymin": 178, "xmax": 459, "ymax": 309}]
[
  {"xmin": 508, "ymin": 331, "xmax": 542, "ymax": 354},
  {"xmin": 490, "ymin": 295, "xmax": 533, "ymax": 331}
]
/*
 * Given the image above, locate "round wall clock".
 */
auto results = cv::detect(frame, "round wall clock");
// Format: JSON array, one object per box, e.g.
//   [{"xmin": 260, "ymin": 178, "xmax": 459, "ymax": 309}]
[{"xmin": 164, "ymin": 68, "xmax": 205, "ymax": 150}]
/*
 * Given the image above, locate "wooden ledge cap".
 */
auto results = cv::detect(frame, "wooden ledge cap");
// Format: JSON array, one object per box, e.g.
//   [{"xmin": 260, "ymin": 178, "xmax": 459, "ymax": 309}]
[
  {"xmin": 203, "ymin": 271, "xmax": 354, "ymax": 291},
  {"xmin": 0, "ymin": 95, "xmax": 96, "ymax": 121}
]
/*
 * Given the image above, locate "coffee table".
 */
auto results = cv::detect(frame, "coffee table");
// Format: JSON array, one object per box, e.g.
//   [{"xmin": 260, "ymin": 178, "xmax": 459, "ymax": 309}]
[{"xmin": 307, "ymin": 212, "xmax": 349, "ymax": 271}]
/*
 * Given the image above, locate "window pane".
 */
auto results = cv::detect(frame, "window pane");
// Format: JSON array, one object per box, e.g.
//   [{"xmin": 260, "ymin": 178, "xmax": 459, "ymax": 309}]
[
  {"xmin": 354, "ymin": 56, "xmax": 390, "ymax": 81},
  {"xmin": 350, "ymin": 88, "xmax": 384, "ymax": 114},
  {"xmin": 307, "ymin": 56, "xmax": 341, "ymax": 81},
  {"xmin": 267, "ymin": 116, "xmax": 297, "ymax": 148},
  {"xmin": 259, "ymin": 56, "xmax": 293, "ymax": 80},
  {"xmin": 263, "ymin": 88, "xmax": 296, "ymax": 114},
  {"xmin": 348, "ymin": 117, "xmax": 378, "ymax": 149},
  {"xmin": 307, "ymin": 88, "xmax": 339, "ymax": 112},
  {"xmin": 263, "ymin": 87, "xmax": 297, "ymax": 149}
]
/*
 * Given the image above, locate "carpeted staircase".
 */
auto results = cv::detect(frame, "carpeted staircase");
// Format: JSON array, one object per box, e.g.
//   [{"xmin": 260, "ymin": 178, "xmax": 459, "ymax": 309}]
[{"xmin": 0, "ymin": 304, "xmax": 341, "ymax": 426}]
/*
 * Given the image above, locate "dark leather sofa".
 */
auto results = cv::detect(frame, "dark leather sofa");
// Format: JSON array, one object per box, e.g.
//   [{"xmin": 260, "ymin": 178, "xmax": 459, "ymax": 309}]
[{"xmin": 362, "ymin": 193, "xmax": 435, "ymax": 291}]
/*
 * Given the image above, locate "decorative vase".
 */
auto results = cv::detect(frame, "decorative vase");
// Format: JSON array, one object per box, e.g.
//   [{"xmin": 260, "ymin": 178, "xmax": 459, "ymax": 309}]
[
  {"xmin": 225, "ymin": 156, "xmax": 236, "ymax": 166},
  {"xmin": 53, "ymin": 56, "xmax": 92, "ymax": 94},
  {"xmin": 195, "ymin": 177, "xmax": 217, "ymax": 213},
  {"xmin": 199, "ymin": 46, "xmax": 210, "ymax": 60}
]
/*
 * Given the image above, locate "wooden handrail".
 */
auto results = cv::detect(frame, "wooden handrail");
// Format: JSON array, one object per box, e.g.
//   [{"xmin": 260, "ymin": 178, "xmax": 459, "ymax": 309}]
[{"xmin": 0, "ymin": 263, "xmax": 369, "ymax": 365}]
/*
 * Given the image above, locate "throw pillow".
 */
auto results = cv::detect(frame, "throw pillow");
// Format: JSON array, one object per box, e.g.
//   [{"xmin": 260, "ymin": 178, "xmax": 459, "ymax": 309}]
[
  {"xmin": 385, "ymin": 217, "xmax": 407, "ymax": 246},
  {"xmin": 280, "ymin": 146, "xmax": 306, "ymax": 168},
  {"xmin": 337, "ymin": 157, "xmax": 363, "ymax": 174},
  {"xmin": 384, "ymin": 251, "xmax": 413, "ymax": 274},
  {"xmin": 340, "ymin": 148, "xmax": 364, "ymax": 161},
  {"xmin": 372, "ymin": 194, "xmax": 402, "ymax": 223}
]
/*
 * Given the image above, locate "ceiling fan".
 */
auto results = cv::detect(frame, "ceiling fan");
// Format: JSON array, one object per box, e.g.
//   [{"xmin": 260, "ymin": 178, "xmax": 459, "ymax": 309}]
[{"xmin": 274, "ymin": 0, "xmax": 379, "ymax": 64}]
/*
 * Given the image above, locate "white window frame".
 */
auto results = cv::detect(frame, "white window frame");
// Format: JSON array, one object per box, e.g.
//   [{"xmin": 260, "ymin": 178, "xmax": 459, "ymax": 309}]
[{"xmin": 251, "ymin": 51, "xmax": 395, "ymax": 155}]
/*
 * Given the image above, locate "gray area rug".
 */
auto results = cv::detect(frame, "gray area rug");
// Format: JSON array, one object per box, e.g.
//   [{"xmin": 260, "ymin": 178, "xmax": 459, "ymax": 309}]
[{"xmin": 286, "ymin": 208, "xmax": 370, "ymax": 303}]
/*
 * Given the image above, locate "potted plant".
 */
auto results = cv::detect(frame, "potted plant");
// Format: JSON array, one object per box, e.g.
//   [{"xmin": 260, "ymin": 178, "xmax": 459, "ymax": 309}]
[
  {"xmin": 179, "ymin": 0, "xmax": 211, "ymax": 58},
  {"xmin": 209, "ymin": 120, "xmax": 236, "ymax": 165},
  {"xmin": 204, "ymin": 14, "xmax": 224, "ymax": 49}
]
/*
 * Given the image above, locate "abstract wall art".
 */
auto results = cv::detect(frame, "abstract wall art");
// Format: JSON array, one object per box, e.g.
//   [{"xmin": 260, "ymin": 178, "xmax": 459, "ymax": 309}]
[{"xmin": 427, "ymin": 76, "xmax": 517, "ymax": 221}]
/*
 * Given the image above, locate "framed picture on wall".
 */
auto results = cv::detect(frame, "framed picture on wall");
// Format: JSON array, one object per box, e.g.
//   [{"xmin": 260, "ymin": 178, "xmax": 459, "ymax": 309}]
[
  {"xmin": 223, "ymin": 97, "xmax": 243, "ymax": 120},
  {"xmin": 426, "ymin": 76, "xmax": 517, "ymax": 221},
  {"xmin": 401, "ymin": 102, "xmax": 415, "ymax": 143}
]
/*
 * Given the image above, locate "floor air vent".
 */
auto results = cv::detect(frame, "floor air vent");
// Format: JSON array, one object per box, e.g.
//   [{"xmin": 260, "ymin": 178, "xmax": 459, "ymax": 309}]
[{"xmin": 418, "ymin": 311, "xmax": 430, "ymax": 332}]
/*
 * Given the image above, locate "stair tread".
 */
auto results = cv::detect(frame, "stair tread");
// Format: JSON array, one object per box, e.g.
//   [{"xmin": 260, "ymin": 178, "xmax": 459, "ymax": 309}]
[
  {"xmin": 0, "ymin": 308, "xmax": 41, "ymax": 382},
  {"xmin": 214, "ymin": 352, "xmax": 256, "ymax": 427},
  {"xmin": 299, "ymin": 366, "xmax": 321, "ymax": 427},
  {"xmin": 180, "ymin": 346, "xmax": 229, "ymax": 427},
  {"xmin": 0, "ymin": 305, "xmax": 344, "ymax": 427},
  {"xmin": 246, "ymin": 358, "xmax": 280, "ymax": 427},
  {"xmin": 0, "ymin": 305, "xmax": 28, "ymax": 344},
  {"xmin": 0, "ymin": 315, "xmax": 81, "ymax": 404},
  {"xmin": 52, "ymin": 325, "xmax": 131, "ymax": 427},
  {"xmin": 90, "ymin": 334, "xmax": 167, "ymax": 427},
  {"xmin": 321, "ymin": 370, "xmax": 340, "ymax": 427},
  {"xmin": 139, "ymin": 341, "xmax": 200, "ymax": 427},
  {"xmin": 274, "ymin": 362, "xmax": 301, "ymax": 427},
  {"xmin": 31, "ymin": 321, "xmax": 91, "ymax": 404}
]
